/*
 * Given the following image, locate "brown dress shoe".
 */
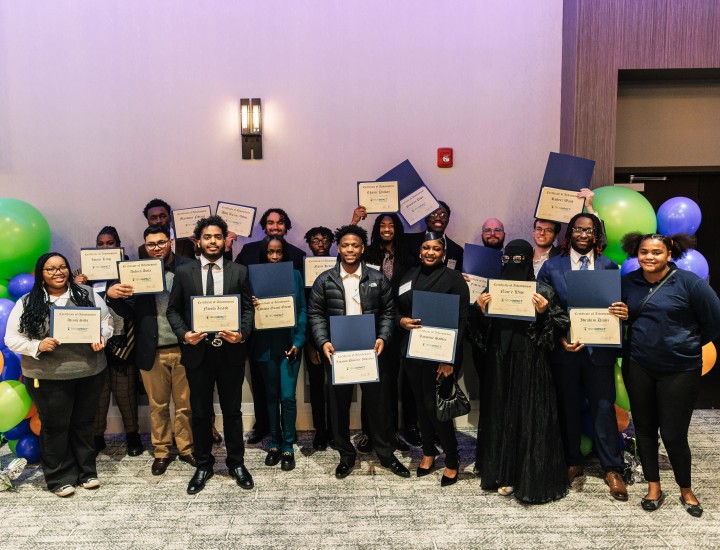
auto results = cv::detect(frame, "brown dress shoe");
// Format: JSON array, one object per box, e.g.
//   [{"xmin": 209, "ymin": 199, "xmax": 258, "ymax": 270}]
[
  {"xmin": 151, "ymin": 457, "xmax": 172, "ymax": 476},
  {"xmin": 178, "ymin": 454, "xmax": 198, "ymax": 468},
  {"xmin": 605, "ymin": 471, "xmax": 629, "ymax": 501},
  {"xmin": 567, "ymin": 465, "xmax": 585, "ymax": 484},
  {"xmin": 211, "ymin": 426, "xmax": 222, "ymax": 445}
]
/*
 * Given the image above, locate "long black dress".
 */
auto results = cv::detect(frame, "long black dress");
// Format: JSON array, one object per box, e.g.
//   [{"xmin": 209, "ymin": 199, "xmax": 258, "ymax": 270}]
[{"xmin": 469, "ymin": 281, "xmax": 569, "ymax": 503}]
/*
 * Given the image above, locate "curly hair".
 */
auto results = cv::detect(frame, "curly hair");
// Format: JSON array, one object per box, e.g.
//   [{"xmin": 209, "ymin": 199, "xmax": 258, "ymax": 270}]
[
  {"xmin": 560, "ymin": 213, "xmax": 604, "ymax": 255},
  {"xmin": 19, "ymin": 252, "xmax": 93, "ymax": 340},
  {"xmin": 193, "ymin": 215, "xmax": 228, "ymax": 240},
  {"xmin": 258, "ymin": 235, "xmax": 289, "ymax": 264},
  {"xmin": 142, "ymin": 198, "xmax": 172, "ymax": 219},
  {"xmin": 304, "ymin": 226, "xmax": 334, "ymax": 245},
  {"xmin": 364, "ymin": 213, "xmax": 411, "ymax": 268},
  {"xmin": 621, "ymin": 232, "xmax": 696, "ymax": 259},
  {"xmin": 334, "ymin": 224, "xmax": 368, "ymax": 247},
  {"xmin": 259, "ymin": 208, "xmax": 292, "ymax": 231}
]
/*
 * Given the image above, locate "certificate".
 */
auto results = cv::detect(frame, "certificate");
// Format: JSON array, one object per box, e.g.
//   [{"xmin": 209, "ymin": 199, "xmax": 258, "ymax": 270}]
[
  {"xmin": 191, "ymin": 295, "xmax": 240, "ymax": 333},
  {"xmin": 117, "ymin": 259, "xmax": 166, "ymax": 294},
  {"xmin": 80, "ymin": 248, "xmax": 124, "ymax": 281},
  {"xmin": 399, "ymin": 185, "xmax": 441, "ymax": 226},
  {"xmin": 50, "ymin": 307, "xmax": 101, "ymax": 344},
  {"xmin": 172, "ymin": 205, "xmax": 212, "ymax": 239},
  {"xmin": 569, "ymin": 308, "xmax": 622, "ymax": 347},
  {"xmin": 216, "ymin": 202, "xmax": 256, "ymax": 238},
  {"xmin": 357, "ymin": 181, "xmax": 399, "ymax": 213},
  {"xmin": 331, "ymin": 350, "xmax": 380, "ymax": 385},
  {"xmin": 304, "ymin": 257, "xmax": 337, "ymax": 288},
  {"xmin": 407, "ymin": 327, "xmax": 458, "ymax": 363},
  {"xmin": 466, "ymin": 274, "xmax": 488, "ymax": 304},
  {"xmin": 534, "ymin": 187, "xmax": 585, "ymax": 224},
  {"xmin": 486, "ymin": 279, "xmax": 536, "ymax": 321},
  {"xmin": 254, "ymin": 296, "xmax": 296, "ymax": 330}
]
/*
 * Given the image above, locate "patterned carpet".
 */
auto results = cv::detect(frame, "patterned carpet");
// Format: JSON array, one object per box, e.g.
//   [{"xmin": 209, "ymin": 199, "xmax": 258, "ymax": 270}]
[{"xmin": 1, "ymin": 411, "xmax": 720, "ymax": 549}]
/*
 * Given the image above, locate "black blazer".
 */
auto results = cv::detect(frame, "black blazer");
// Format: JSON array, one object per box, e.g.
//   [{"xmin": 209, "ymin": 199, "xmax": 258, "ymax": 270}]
[
  {"xmin": 235, "ymin": 239, "xmax": 306, "ymax": 273},
  {"xmin": 405, "ymin": 232, "xmax": 464, "ymax": 272},
  {"xmin": 166, "ymin": 259, "xmax": 254, "ymax": 370}
]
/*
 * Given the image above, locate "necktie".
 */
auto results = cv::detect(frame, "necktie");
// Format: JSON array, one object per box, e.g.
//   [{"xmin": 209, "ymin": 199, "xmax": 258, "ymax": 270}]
[
  {"xmin": 580, "ymin": 256, "xmax": 589, "ymax": 270},
  {"xmin": 206, "ymin": 263, "xmax": 216, "ymax": 296}
]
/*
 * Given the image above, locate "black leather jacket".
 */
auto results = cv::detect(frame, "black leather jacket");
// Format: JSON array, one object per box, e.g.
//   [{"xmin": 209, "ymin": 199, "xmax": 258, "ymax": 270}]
[{"xmin": 307, "ymin": 262, "xmax": 394, "ymax": 349}]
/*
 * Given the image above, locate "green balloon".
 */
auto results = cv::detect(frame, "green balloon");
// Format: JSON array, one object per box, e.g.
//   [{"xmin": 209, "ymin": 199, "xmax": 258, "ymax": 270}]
[
  {"xmin": 8, "ymin": 439, "xmax": 18, "ymax": 454},
  {"xmin": 0, "ymin": 279, "xmax": 9, "ymax": 300},
  {"xmin": 0, "ymin": 380, "xmax": 32, "ymax": 432},
  {"xmin": 602, "ymin": 242, "xmax": 627, "ymax": 266},
  {"xmin": 592, "ymin": 186, "xmax": 656, "ymax": 253},
  {"xmin": 614, "ymin": 360, "xmax": 631, "ymax": 411},
  {"xmin": 0, "ymin": 199, "xmax": 51, "ymax": 280},
  {"xmin": 580, "ymin": 434, "xmax": 593, "ymax": 457}
]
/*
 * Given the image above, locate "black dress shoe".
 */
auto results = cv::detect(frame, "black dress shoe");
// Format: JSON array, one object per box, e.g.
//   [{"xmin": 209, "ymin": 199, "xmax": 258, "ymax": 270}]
[
  {"xmin": 280, "ymin": 452, "xmax": 295, "ymax": 471},
  {"xmin": 187, "ymin": 469, "xmax": 213, "ymax": 494},
  {"xmin": 641, "ymin": 491, "xmax": 665, "ymax": 511},
  {"xmin": 404, "ymin": 425, "xmax": 422, "ymax": 447},
  {"xmin": 383, "ymin": 459, "xmax": 411, "ymax": 478},
  {"xmin": 680, "ymin": 495, "xmax": 703, "ymax": 517},
  {"xmin": 328, "ymin": 438, "xmax": 337, "ymax": 450},
  {"xmin": 265, "ymin": 448, "xmax": 281, "ymax": 466},
  {"xmin": 416, "ymin": 458, "xmax": 436, "ymax": 478},
  {"xmin": 335, "ymin": 462, "xmax": 354, "ymax": 479},
  {"xmin": 440, "ymin": 471, "xmax": 458, "ymax": 487},
  {"xmin": 312, "ymin": 432, "xmax": 328, "ymax": 450},
  {"xmin": 126, "ymin": 432, "xmax": 144, "ymax": 457},
  {"xmin": 152, "ymin": 457, "xmax": 172, "ymax": 476},
  {"xmin": 246, "ymin": 430, "xmax": 268, "ymax": 445},
  {"xmin": 230, "ymin": 465, "xmax": 254, "ymax": 490},
  {"xmin": 178, "ymin": 454, "xmax": 198, "ymax": 468}
]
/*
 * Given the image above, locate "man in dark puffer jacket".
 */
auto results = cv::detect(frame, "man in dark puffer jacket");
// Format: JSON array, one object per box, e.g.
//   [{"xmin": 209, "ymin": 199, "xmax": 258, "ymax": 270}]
[{"xmin": 308, "ymin": 225, "xmax": 410, "ymax": 480}]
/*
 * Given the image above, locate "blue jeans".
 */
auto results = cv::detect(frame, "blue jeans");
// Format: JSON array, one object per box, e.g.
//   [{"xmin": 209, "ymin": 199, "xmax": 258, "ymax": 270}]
[{"xmin": 259, "ymin": 355, "xmax": 301, "ymax": 452}]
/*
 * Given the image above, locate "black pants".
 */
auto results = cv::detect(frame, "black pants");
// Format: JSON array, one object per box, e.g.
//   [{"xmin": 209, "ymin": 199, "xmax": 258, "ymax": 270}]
[
  {"xmin": 24, "ymin": 370, "xmax": 105, "ymax": 491},
  {"xmin": 186, "ymin": 347, "xmax": 246, "ymax": 470},
  {"xmin": 472, "ymin": 345, "xmax": 486, "ymax": 467},
  {"xmin": 305, "ymin": 345, "xmax": 331, "ymax": 436},
  {"xmin": 327, "ymin": 361, "xmax": 396, "ymax": 465},
  {"xmin": 552, "ymin": 352, "xmax": 622, "ymax": 471},
  {"xmin": 405, "ymin": 358, "xmax": 459, "ymax": 469},
  {"xmin": 248, "ymin": 353, "xmax": 269, "ymax": 433},
  {"xmin": 625, "ymin": 360, "xmax": 700, "ymax": 487}
]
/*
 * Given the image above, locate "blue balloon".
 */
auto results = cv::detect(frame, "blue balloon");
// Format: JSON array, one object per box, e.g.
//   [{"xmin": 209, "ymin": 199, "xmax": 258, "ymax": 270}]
[
  {"xmin": 0, "ymin": 298, "xmax": 15, "ymax": 347},
  {"xmin": 676, "ymin": 249, "xmax": 709, "ymax": 280},
  {"xmin": 7, "ymin": 274, "xmax": 34, "ymax": 301},
  {"xmin": 657, "ymin": 197, "xmax": 702, "ymax": 236},
  {"xmin": 16, "ymin": 433, "xmax": 41, "ymax": 463},
  {"xmin": 2, "ymin": 418, "xmax": 31, "ymax": 440},
  {"xmin": 0, "ymin": 346, "xmax": 22, "ymax": 382},
  {"xmin": 621, "ymin": 257, "xmax": 640, "ymax": 276}
]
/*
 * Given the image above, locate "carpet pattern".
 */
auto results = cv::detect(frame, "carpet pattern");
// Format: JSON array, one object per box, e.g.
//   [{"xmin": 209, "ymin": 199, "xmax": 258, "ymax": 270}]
[{"xmin": 2, "ymin": 411, "xmax": 720, "ymax": 549}]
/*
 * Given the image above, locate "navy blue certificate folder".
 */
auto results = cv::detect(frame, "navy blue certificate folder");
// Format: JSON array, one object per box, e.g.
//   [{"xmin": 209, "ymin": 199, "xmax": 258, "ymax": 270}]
[
  {"xmin": 378, "ymin": 159, "xmax": 425, "ymax": 199},
  {"xmin": 248, "ymin": 262, "xmax": 294, "ymax": 298},
  {"xmin": 463, "ymin": 244, "xmax": 502, "ymax": 278},
  {"xmin": 330, "ymin": 314, "xmax": 376, "ymax": 351},
  {"xmin": 411, "ymin": 290, "xmax": 459, "ymax": 329},
  {"xmin": 565, "ymin": 270, "xmax": 621, "ymax": 307},
  {"xmin": 540, "ymin": 152, "xmax": 595, "ymax": 191}
]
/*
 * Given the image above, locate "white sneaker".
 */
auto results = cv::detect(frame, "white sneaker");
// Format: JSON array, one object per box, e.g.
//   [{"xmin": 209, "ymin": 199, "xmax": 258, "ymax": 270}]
[
  {"xmin": 80, "ymin": 478, "xmax": 100, "ymax": 490},
  {"xmin": 54, "ymin": 484, "xmax": 76, "ymax": 497},
  {"xmin": 498, "ymin": 486, "xmax": 514, "ymax": 496}
]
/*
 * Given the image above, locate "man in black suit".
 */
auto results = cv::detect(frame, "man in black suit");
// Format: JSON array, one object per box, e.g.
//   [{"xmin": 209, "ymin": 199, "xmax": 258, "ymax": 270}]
[
  {"xmin": 405, "ymin": 201, "xmax": 464, "ymax": 271},
  {"xmin": 532, "ymin": 218, "xmax": 562, "ymax": 276},
  {"xmin": 234, "ymin": 207, "xmax": 306, "ymax": 443},
  {"xmin": 167, "ymin": 215, "xmax": 255, "ymax": 494}
]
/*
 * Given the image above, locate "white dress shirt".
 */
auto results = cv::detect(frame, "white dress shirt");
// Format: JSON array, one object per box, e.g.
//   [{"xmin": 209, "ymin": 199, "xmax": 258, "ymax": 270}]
[
  {"xmin": 570, "ymin": 248, "xmax": 595, "ymax": 271},
  {"xmin": 340, "ymin": 264, "xmax": 363, "ymax": 316}
]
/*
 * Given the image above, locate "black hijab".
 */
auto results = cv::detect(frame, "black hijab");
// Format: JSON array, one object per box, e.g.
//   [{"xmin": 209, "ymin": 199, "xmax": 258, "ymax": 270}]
[{"xmin": 501, "ymin": 239, "xmax": 534, "ymax": 282}]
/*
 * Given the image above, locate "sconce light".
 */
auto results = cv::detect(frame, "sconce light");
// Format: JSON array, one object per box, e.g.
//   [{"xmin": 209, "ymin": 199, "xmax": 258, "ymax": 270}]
[{"xmin": 240, "ymin": 98, "xmax": 262, "ymax": 160}]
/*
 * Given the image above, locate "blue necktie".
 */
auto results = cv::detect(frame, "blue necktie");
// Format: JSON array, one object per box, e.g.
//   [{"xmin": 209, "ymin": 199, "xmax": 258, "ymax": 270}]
[{"xmin": 580, "ymin": 256, "xmax": 589, "ymax": 270}]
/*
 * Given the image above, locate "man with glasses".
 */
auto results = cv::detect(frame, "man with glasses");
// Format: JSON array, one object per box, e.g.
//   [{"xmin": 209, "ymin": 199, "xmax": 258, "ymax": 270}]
[
  {"xmin": 481, "ymin": 218, "xmax": 506, "ymax": 251},
  {"xmin": 406, "ymin": 201, "xmax": 463, "ymax": 271},
  {"xmin": 532, "ymin": 219, "xmax": 561, "ymax": 276},
  {"xmin": 107, "ymin": 225, "xmax": 196, "ymax": 475},
  {"xmin": 537, "ymin": 212, "xmax": 628, "ymax": 502}
]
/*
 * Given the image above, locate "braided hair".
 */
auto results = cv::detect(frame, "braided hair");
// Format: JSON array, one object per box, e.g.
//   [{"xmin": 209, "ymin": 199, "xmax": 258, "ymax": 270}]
[
  {"xmin": 19, "ymin": 252, "xmax": 93, "ymax": 340},
  {"xmin": 364, "ymin": 213, "xmax": 411, "ymax": 269},
  {"xmin": 560, "ymin": 213, "xmax": 605, "ymax": 255}
]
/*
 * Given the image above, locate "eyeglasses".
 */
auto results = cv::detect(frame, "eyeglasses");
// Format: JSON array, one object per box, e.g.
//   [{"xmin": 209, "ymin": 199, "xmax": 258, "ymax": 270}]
[
  {"xmin": 501, "ymin": 255, "xmax": 526, "ymax": 264},
  {"xmin": 310, "ymin": 237, "xmax": 330, "ymax": 245},
  {"xmin": 571, "ymin": 227, "xmax": 595, "ymax": 236},
  {"xmin": 482, "ymin": 228, "xmax": 504, "ymax": 234},
  {"xmin": 43, "ymin": 265, "xmax": 69, "ymax": 274},
  {"xmin": 145, "ymin": 240, "xmax": 170, "ymax": 250},
  {"xmin": 533, "ymin": 227, "xmax": 555, "ymax": 235},
  {"xmin": 427, "ymin": 212, "xmax": 449, "ymax": 220}
]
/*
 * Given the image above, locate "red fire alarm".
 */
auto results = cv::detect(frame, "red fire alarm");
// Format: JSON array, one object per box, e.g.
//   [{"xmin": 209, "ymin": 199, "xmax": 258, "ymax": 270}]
[{"xmin": 437, "ymin": 148, "xmax": 453, "ymax": 168}]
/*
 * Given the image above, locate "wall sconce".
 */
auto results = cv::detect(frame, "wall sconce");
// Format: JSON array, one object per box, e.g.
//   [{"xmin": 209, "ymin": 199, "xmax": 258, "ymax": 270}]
[{"xmin": 240, "ymin": 98, "xmax": 262, "ymax": 160}]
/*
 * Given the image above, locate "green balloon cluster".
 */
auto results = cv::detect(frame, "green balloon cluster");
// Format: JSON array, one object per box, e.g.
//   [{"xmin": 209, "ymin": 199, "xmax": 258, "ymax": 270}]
[
  {"xmin": 592, "ymin": 186, "xmax": 656, "ymax": 265},
  {"xmin": 0, "ymin": 198, "xmax": 52, "ymax": 280},
  {"xmin": 0, "ymin": 380, "xmax": 32, "ymax": 432},
  {"xmin": 614, "ymin": 359, "xmax": 631, "ymax": 411},
  {"xmin": 580, "ymin": 434, "xmax": 593, "ymax": 457}
]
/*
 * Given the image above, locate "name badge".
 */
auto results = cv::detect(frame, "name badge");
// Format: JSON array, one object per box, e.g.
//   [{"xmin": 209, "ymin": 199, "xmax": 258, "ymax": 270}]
[
  {"xmin": 398, "ymin": 281, "xmax": 412, "ymax": 296},
  {"xmin": 447, "ymin": 259, "xmax": 457, "ymax": 270}
]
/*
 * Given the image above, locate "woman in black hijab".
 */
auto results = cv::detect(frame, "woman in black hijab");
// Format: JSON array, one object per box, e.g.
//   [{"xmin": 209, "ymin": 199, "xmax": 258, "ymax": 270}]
[{"xmin": 470, "ymin": 239, "xmax": 569, "ymax": 503}]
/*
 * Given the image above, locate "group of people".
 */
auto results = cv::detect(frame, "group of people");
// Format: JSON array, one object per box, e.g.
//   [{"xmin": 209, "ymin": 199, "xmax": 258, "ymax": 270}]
[{"xmin": 5, "ymin": 194, "xmax": 720, "ymax": 518}]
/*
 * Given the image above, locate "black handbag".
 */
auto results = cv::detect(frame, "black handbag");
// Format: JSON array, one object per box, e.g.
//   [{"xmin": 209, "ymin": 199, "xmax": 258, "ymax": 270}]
[{"xmin": 435, "ymin": 374, "xmax": 471, "ymax": 421}]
